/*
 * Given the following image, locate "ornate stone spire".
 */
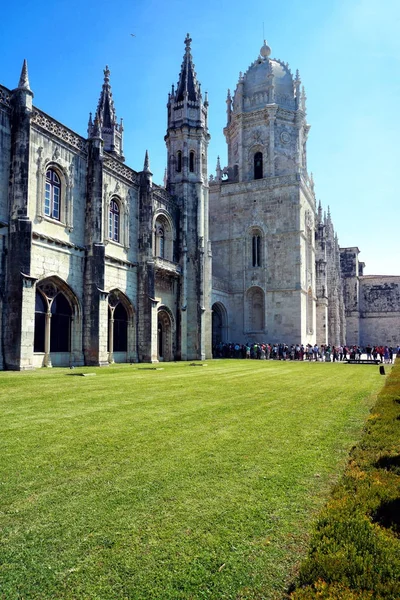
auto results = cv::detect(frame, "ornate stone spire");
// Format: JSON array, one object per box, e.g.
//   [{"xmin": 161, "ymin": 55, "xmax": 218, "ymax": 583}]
[
  {"xmin": 175, "ymin": 33, "xmax": 201, "ymax": 102},
  {"xmin": 226, "ymin": 89, "xmax": 232, "ymax": 124},
  {"xmin": 89, "ymin": 66, "xmax": 124, "ymax": 159},
  {"xmin": 317, "ymin": 199, "xmax": 323, "ymax": 223},
  {"xmin": 18, "ymin": 59, "xmax": 31, "ymax": 91},
  {"xmin": 143, "ymin": 149, "xmax": 151, "ymax": 173},
  {"xmin": 95, "ymin": 66, "xmax": 116, "ymax": 128},
  {"xmin": 216, "ymin": 156, "xmax": 222, "ymax": 181}
]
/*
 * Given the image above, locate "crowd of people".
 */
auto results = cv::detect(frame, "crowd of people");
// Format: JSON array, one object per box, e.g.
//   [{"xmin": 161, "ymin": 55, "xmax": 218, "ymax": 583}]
[{"xmin": 212, "ymin": 342, "xmax": 400, "ymax": 363}]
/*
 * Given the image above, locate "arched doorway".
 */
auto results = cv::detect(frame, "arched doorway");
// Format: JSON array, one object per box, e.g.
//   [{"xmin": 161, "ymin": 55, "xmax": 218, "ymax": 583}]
[
  {"xmin": 157, "ymin": 308, "xmax": 173, "ymax": 361},
  {"xmin": 33, "ymin": 277, "xmax": 79, "ymax": 367},
  {"xmin": 212, "ymin": 302, "xmax": 228, "ymax": 348},
  {"xmin": 107, "ymin": 290, "xmax": 135, "ymax": 363}
]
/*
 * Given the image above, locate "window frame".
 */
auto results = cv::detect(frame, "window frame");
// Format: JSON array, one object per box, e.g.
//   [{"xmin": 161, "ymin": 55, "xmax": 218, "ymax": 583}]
[
  {"xmin": 44, "ymin": 169, "xmax": 61, "ymax": 221},
  {"xmin": 109, "ymin": 198, "xmax": 120, "ymax": 243},
  {"xmin": 254, "ymin": 152, "xmax": 263, "ymax": 180}
]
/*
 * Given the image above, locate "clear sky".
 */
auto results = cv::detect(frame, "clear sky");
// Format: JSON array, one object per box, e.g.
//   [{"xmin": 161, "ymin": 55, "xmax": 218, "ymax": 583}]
[{"xmin": 1, "ymin": 0, "xmax": 399, "ymax": 275}]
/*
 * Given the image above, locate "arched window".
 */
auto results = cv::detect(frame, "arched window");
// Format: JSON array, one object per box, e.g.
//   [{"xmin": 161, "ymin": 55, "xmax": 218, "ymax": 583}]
[
  {"xmin": 109, "ymin": 199, "xmax": 120, "ymax": 242},
  {"xmin": 252, "ymin": 234, "xmax": 261, "ymax": 267},
  {"xmin": 45, "ymin": 169, "xmax": 61, "ymax": 220},
  {"xmin": 254, "ymin": 152, "xmax": 263, "ymax": 180},
  {"xmin": 177, "ymin": 151, "xmax": 182, "ymax": 173},
  {"xmin": 189, "ymin": 150, "xmax": 195, "ymax": 173},
  {"xmin": 154, "ymin": 214, "xmax": 173, "ymax": 261},
  {"xmin": 108, "ymin": 291, "xmax": 131, "ymax": 361},
  {"xmin": 155, "ymin": 224, "xmax": 165, "ymax": 258},
  {"xmin": 50, "ymin": 293, "xmax": 72, "ymax": 352}
]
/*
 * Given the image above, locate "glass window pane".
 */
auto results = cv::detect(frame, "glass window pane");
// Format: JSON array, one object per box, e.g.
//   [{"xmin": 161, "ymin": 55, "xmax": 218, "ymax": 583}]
[{"xmin": 45, "ymin": 183, "xmax": 51, "ymax": 215}]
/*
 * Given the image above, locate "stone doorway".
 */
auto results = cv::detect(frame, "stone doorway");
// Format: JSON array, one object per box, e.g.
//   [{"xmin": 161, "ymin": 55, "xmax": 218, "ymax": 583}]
[{"xmin": 157, "ymin": 309, "xmax": 173, "ymax": 361}]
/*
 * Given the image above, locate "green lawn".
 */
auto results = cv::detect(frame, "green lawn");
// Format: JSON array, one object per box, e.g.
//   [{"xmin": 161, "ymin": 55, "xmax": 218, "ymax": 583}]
[{"xmin": 0, "ymin": 360, "xmax": 385, "ymax": 599}]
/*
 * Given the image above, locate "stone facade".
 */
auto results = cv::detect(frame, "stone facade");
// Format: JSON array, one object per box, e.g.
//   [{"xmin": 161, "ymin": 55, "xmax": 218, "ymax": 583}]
[
  {"xmin": 209, "ymin": 40, "xmax": 398, "ymax": 348},
  {"xmin": 0, "ymin": 41, "xmax": 211, "ymax": 370},
  {"xmin": 340, "ymin": 247, "xmax": 400, "ymax": 347},
  {"xmin": 0, "ymin": 38, "xmax": 398, "ymax": 370}
]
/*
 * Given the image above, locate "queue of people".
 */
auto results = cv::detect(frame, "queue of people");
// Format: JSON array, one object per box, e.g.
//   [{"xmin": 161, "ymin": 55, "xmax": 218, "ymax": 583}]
[{"xmin": 212, "ymin": 342, "xmax": 400, "ymax": 363}]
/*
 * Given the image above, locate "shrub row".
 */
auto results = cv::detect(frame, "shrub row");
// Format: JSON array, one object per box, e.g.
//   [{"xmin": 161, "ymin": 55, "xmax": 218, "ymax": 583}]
[{"xmin": 289, "ymin": 361, "xmax": 400, "ymax": 600}]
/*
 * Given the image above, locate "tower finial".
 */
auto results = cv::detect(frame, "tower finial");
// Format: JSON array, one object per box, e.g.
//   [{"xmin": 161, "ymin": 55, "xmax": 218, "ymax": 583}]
[
  {"xmin": 260, "ymin": 39, "xmax": 271, "ymax": 59},
  {"xmin": 185, "ymin": 33, "xmax": 192, "ymax": 52},
  {"xmin": 18, "ymin": 59, "xmax": 31, "ymax": 91}
]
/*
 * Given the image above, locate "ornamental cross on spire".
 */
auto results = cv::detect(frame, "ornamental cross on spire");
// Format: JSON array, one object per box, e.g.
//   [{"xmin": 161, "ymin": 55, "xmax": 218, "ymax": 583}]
[{"xmin": 185, "ymin": 33, "xmax": 192, "ymax": 51}]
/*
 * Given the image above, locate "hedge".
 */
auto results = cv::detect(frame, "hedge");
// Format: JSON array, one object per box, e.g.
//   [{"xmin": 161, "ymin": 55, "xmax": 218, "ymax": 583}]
[{"xmin": 289, "ymin": 360, "xmax": 400, "ymax": 600}]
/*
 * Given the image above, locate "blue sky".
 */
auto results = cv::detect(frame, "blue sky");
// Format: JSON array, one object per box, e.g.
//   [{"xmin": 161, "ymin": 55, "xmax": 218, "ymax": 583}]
[{"xmin": 1, "ymin": 0, "xmax": 399, "ymax": 275}]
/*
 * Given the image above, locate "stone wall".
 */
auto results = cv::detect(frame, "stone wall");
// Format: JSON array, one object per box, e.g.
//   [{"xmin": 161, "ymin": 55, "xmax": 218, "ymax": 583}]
[{"xmin": 359, "ymin": 276, "xmax": 400, "ymax": 347}]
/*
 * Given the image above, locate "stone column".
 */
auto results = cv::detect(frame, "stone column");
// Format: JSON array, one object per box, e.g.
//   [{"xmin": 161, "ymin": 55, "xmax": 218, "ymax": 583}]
[
  {"xmin": 150, "ymin": 298, "xmax": 160, "ymax": 363},
  {"xmin": 108, "ymin": 311, "xmax": 114, "ymax": 363},
  {"xmin": 43, "ymin": 311, "xmax": 52, "ymax": 367}
]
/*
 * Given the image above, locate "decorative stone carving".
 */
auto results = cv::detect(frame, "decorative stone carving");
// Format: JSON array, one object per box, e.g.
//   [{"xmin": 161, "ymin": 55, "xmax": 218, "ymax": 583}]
[{"xmin": 32, "ymin": 110, "xmax": 88, "ymax": 154}]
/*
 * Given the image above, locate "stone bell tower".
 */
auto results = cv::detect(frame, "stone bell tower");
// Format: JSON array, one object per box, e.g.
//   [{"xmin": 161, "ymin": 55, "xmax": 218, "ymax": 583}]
[
  {"xmin": 209, "ymin": 40, "xmax": 317, "ymax": 345},
  {"xmin": 165, "ymin": 34, "xmax": 212, "ymax": 360}
]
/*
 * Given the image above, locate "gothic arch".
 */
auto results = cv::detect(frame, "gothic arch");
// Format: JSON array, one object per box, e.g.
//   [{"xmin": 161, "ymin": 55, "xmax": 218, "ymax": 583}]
[
  {"xmin": 37, "ymin": 160, "xmax": 73, "ymax": 227},
  {"xmin": 247, "ymin": 144, "xmax": 266, "ymax": 180},
  {"xmin": 157, "ymin": 305, "xmax": 175, "ymax": 362},
  {"xmin": 247, "ymin": 225, "xmax": 265, "ymax": 268},
  {"xmin": 34, "ymin": 275, "xmax": 81, "ymax": 367},
  {"xmin": 212, "ymin": 302, "xmax": 228, "ymax": 347},
  {"xmin": 245, "ymin": 286, "xmax": 265, "ymax": 333},
  {"xmin": 153, "ymin": 210, "xmax": 175, "ymax": 261},
  {"xmin": 104, "ymin": 192, "xmax": 130, "ymax": 248},
  {"xmin": 107, "ymin": 289, "xmax": 136, "ymax": 363}
]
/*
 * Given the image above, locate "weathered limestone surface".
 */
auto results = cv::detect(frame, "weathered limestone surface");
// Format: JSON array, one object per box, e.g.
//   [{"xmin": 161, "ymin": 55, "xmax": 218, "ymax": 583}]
[
  {"xmin": 0, "ymin": 40, "xmax": 398, "ymax": 370},
  {"xmin": 0, "ymin": 43, "xmax": 212, "ymax": 369}
]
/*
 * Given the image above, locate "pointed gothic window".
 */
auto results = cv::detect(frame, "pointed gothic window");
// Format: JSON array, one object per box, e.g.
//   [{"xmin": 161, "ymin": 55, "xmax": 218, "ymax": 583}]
[
  {"xmin": 154, "ymin": 214, "xmax": 174, "ymax": 261},
  {"xmin": 45, "ymin": 169, "xmax": 61, "ymax": 220},
  {"xmin": 254, "ymin": 152, "xmax": 263, "ymax": 180},
  {"xmin": 109, "ymin": 199, "xmax": 120, "ymax": 242},
  {"xmin": 252, "ymin": 235, "xmax": 261, "ymax": 267},
  {"xmin": 177, "ymin": 151, "xmax": 182, "ymax": 172},
  {"xmin": 156, "ymin": 224, "xmax": 165, "ymax": 258},
  {"xmin": 189, "ymin": 150, "xmax": 195, "ymax": 173}
]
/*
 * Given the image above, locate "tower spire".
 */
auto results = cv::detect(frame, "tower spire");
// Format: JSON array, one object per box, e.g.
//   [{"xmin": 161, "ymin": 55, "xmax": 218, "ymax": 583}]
[
  {"xmin": 175, "ymin": 33, "xmax": 200, "ymax": 102},
  {"xmin": 18, "ymin": 59, "xmax": 31, "ymax": 91},
  {"xmin": 143, "ymin": 149, "xmax": 151, "ymax": 173},
  {"xmin": 89, "ymin": 65, "xmax": 124, "ymax": 159}
]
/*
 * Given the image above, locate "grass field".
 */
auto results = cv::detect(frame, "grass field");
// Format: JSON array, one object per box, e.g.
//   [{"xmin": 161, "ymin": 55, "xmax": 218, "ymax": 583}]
[{"xmin": 0, "ymin": 360, "xmax": 386, "ymax": 599}]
